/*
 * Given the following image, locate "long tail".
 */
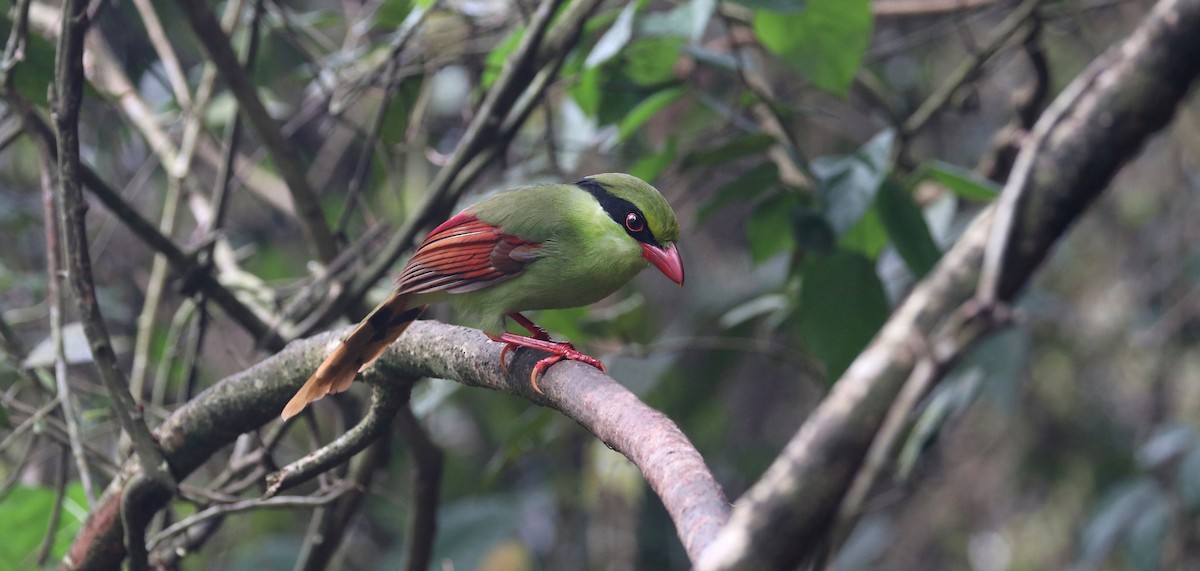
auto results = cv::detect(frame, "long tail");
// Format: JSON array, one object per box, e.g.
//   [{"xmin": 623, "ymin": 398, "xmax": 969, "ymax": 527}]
[{"xmin": 281, "ymin": 291, "xmax": 424, "ymax": 420}]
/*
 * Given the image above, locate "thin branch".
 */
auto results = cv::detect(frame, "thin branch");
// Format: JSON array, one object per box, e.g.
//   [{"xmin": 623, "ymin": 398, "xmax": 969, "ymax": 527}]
[
  {"xmin": 0, "ymin": 311, "xmax": 45, "ymax": 392},
  {"xmin": 183, "ymin": 0, "xmax": 267, "ymax": 401},
  {"xmin": 823, "ymin": 303, "xmax": 1012, "ymax": 563},
  {"xmin": 120, "ymin": 475, "xmax": 172, "ymax": 571},
  {"xmin": 294, "ymin": 437, "xmax": 387, "ymax": 571},
  {"xmin": 395, "ymin": 404, "xmax": 442, "ymax": 571},
  {"xmin": 14, "ymin": 110, "xmax": 282, "ymax": 347},
  {"xmin": 129, "ymin": 0, "xmax": 191, "ymax": 109},
  {"xmin": 147, "ymin": 485, "xmax": 352, "ymax": 552},
  {"xmin": 39, "ymin": 129, "xmax": 96, "ymax": 505},
  {"xmin": 24, "ymin": 1, "xmax": 296, "ymax": 214},
  {"xmin": 128, "ymin": 174, "xmax": 183, "ymax": 401},
  {"xmin": 173, "ymin": 0, "xmax": 339, "ymax": 263},
  {"xmin": 0, "ymin": 434, "xmax": 39, "ymax": 499},
  {"xmin": 0, "ymin": 396, "xmax": 60, "ymax": 453},
  {"xmin": 265, "ymin": 380, "xmax": 408, "ymax": 497},
  {"xmin": 900, "ymin": 0, "xmax": 1043, "ymax": 137},
  {"xmin": 333, "ymin": 4, "xmax": 430, "ymax": 236},
  {"xmin": 53, "ymin": 0, "xmax": 175, "ymax": 519},
  {"xmin": 36, "ymin": 446, "xmax": 70, "ymax": 565},
  {"xmin": 4, "ymin": 398, "xmax": 123, "ymax": 476}
]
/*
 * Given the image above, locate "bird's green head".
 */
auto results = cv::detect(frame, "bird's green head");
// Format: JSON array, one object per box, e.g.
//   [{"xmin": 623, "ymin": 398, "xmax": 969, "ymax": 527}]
[{"xmin": 576, "ymin": 173, "xmax": 684, "ymax": 285}]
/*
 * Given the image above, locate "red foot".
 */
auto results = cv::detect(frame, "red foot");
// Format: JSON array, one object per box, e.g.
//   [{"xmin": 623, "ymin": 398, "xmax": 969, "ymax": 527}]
[{"xmin": 488, "ymin": 313, "xmax": 606, "ymax": 393}]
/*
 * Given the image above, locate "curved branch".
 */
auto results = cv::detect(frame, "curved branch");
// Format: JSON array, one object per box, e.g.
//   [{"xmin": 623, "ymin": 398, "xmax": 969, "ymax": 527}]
[
  {"xmin": 695, "ymin": 0, "xmax": 1200, "ymax": 568},
  {"xmin": 63, "ymin": 321, "xmax": 729, "ymax": 570},
  {"xmin": 265, "ymin": 381, "xmax": 408, "ymax": 497}
]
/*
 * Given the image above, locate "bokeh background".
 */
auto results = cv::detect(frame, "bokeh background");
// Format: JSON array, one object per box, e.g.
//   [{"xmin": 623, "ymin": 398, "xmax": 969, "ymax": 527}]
[{"xmin": 2, "ymin": 0, "xmax": 1198, "ymax": 569}]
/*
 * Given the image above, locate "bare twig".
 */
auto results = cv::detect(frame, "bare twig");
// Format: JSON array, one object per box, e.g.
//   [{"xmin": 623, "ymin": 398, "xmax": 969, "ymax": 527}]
[
  {"xmin": 4, "ymin": 398, "xmax": 122, "ymax": 476},
  {"xmin": 333, "ymin": 4, "xmax": 430, "ymax": 236},
  {"xmin": 121, "ymin": 475, "xmax": 173, "ymax": 571},
  {"xmin": 129, "ymin": 0, "xmax": 191, "ymax": 108},
  {"xmin": 900, "ymin": 0, "xmax": 1043, "ymax": 137},
  {"xmin": 823, "ymin": 303, "xmax": 1011, "ymax": 562},
  {"xmin": 36, "ymin": 446, "xmax": 70, "ymax": 565},
  {"xmin": 53, "ymin": 0, "xmax": 176, "ymax": 559},
  {"xmin": 14, "ymin": 110, "xmax": 281, "ymax": 347},
  {"xmin": 294, "ymin": 437, "xmax": 387, "ymax": 571},
  {"xmin": 0, "ymin": 434, "xmax": 39, "ymax": 499},
  {"xmin": 182, "ymin": 0, "xmax": 267, "ymax": 401},
  {"xmin": 395, "ymin": 404, "xmax": 443, "ymax": 571},
  {"xmin": 874, "ymin": 0, "xmax": 1005, "ymax": 16},
  {"xmin": 129, "ymin": 175, "xmax": 183, "ymax": 402},
  {"xmin": 147, "ymin": 484, "xmax": 352, "ymax": 551},
  {"xmin": 266, "ymin": 380, "xmax": 408, "ymax": 497},
  {"xmin": 173, "ymin": 0, "xmax": 339, "ymax": 263},
  {"xmin": 0, "ymin": 396, "xmax": 60, "ymax": 453},
  {"xmin": 39, "ymin": 130, "xmax": 96, "ymax": 505}
]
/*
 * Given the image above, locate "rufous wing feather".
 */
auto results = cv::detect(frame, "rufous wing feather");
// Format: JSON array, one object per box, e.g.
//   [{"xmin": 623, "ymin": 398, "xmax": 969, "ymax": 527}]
[
  {"xmin": 282, "ymin": 212, "xmax": 538, "ymax": 420},
  {"xmin": 281, "ymin": 291, "xmax": 424, "ymax": 420}
]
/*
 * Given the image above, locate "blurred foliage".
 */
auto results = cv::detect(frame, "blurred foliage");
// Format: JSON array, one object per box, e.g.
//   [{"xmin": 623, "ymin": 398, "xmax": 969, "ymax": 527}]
[{"xmin": 1, "ymin": 0, "xmax": 1199, "ymax": 569}]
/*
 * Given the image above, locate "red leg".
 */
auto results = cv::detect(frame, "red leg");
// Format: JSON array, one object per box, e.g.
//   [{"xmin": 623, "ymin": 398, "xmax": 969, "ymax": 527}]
[
  {"xmin": 488, "ymin": 314, "xmax": 606, "ymax": 393},
  {"xmin": 508, "ymin": 312, "xmax": 553, "ymax": 341}
]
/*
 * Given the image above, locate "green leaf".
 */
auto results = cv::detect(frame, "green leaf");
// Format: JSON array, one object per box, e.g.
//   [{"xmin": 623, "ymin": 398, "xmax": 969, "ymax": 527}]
[
  {"xmin": 570, "ymin": 66, "xmax": 602, "ymax": 116},
  {"xmin": 752, "ymin": 0, "xmax": 872, "ymax": 95},
  {"xmin": 617, "ymin": 87, "xmax": 684, "ymax": 142},
  {"xmin": 922, "ymin": 160, "xmax": 1000, "ymax": 200},
  {"xmin": 629, "ymin": 136, "xmax": 677, "ymax": 182},
  {"xmin": 797, "ymin": 251, "xmax": 890, "ymax": 379},
  {"xmin": 698, "ymin": 163, "xmax": 780, "ymax": 224},
  {"xmin": 792, "ymin": 207, "xmax": 836, "ymax": 253},
  {"xmin": 682, "ymin": 133, "xmax": 775, "ymax": 167},
  {"xmin": 1126, "ymin": 492, "xmax": 1170, "ymax": 571},
  {"xmin": 814, "ymin": 129, "xmax": 894, "ymax": 236},
  {"xmin": 483, "ymin": 28, "xmax": 523, "ymax": 88},
  {"xmin": 0, "ymin": 28, "xmax": 57, "ymax": 108},
  {"xmin": 379, "ymin": 77, "xmax": 424, "ymax": 146},
  {"xmin": 1080, "ymin": 480, "xmax": 1159, "ymax": 567},
  {"xmin": 877, "ymin": 180, "xmax": 941, "ymax": 277},
  {"xmin": 839, "ymin": 206, "xmax": 888, "ymax": 260},
  {"xmin": 748, "ymin": 192, "xmax": 800, "ymax": 262},
  {"xmin": 372, "ymin": 0, "xmax": 430, "ymax": 30},
  {"xmin": 623, "ymin": 37, "xmax": 684, "ymax": 86},
  {"xmin": 729, "ymin": 0, "xmax": 806, "ymax": 12},
  {"xmin": 897, "ymin": 367, "xmax": 983, "ymax": 479},
  {"xmin": 585, "ymin": 3, "xmax": 639, "ymax": 69},
  {"xmin": 0, "ymin": 484, "xmax": 88, "ymax": 568}
]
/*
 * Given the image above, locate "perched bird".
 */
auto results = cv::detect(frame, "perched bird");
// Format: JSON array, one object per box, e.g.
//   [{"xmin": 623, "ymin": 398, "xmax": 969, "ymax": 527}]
[{"xmin": 281, "ymin": 173, "xmax": 683, "ymax": 420}]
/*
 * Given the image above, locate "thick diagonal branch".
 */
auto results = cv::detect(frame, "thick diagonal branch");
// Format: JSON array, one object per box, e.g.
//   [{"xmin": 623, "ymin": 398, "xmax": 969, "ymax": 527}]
[{"xmin": 696, "ymin": 0, "xmax": 1200, "ymax": 568}]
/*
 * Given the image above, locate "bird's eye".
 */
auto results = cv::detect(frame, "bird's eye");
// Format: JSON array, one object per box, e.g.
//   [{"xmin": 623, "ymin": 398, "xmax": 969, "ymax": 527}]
[{"xmin": 625, "ymin": 212, "xmax": 644, "ymax": 232}]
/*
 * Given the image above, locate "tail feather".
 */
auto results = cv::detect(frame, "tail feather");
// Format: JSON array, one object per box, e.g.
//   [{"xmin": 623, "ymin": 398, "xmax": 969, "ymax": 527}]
[{"xmin": 281, "ymin": 292, "xmax": 424, "ymax": 420}]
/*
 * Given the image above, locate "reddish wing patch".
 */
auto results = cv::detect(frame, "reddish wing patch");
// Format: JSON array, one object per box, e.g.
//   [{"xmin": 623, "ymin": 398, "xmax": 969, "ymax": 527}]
[{"xmin": 397, "ymin": 215, "xmax": 539, "ymax": 295}]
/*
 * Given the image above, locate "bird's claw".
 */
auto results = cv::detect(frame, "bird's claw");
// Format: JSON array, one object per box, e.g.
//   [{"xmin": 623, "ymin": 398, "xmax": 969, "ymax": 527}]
[
  {"xmin": 491, "ymin": 319, "xmax": 605, "ymax": 394},
  {"xmin": 529, "ymin": 348, "xmax": 605, "ymax": 394},
  {"xmin": 499, "ymin": 342, "xmax": 513, "ymax": 374}
]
